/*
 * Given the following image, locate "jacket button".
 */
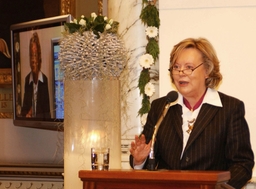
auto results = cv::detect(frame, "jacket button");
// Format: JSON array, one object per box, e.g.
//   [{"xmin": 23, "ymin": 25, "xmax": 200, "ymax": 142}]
[{"xmin": 186, "ymin": 157, "xmax": 189, "ymax": 162}]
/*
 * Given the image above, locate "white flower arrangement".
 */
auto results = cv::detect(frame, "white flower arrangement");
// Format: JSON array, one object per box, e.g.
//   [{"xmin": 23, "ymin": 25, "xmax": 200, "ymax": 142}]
[
  {"xmin": 64, "ymin": 12, "xmax": 119, "ymax": 38},
  {"xmin": 59, "ymin": 13, "xmax": 127, "ymax": 80}
]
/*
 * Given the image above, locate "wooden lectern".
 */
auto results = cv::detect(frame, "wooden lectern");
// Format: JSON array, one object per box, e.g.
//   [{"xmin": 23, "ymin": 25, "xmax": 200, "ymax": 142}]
[{"xmin": 79, "ymin": 169, "xmax": 232, "ymax": 189}]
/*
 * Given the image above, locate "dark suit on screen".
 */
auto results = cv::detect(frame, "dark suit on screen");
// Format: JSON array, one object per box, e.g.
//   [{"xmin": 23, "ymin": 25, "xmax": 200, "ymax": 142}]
[
  {"xmin": 21, "ymin": 72, "xmax": 51, "ymax": 118},
  {"xmin": 130, "ymin": 91, "xmax": 254, "ymax": 189}
]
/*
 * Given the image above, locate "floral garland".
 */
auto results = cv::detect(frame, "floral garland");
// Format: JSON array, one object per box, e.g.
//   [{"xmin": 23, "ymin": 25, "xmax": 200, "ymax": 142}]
[{"xmin": 138, "ymin": 0, "xmax": 160, "ymax": 124}]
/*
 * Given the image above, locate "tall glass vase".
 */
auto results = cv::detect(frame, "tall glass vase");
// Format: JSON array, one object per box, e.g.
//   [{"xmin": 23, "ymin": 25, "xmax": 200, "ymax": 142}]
[{"xmin": 64, "ymin": 79, "xmax": 121, "ymax": 189}]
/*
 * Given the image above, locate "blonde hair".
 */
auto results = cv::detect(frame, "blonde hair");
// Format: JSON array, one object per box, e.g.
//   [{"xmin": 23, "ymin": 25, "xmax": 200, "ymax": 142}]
[{"xmin": 169, "ymin": 37, "xmax": 222, "ymax": 88}]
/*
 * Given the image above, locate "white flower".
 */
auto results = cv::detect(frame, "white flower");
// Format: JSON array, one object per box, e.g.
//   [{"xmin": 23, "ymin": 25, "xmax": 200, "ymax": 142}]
[
  {"xmin": 91, "ymin": 12, "xmax": 97, "ymax": 20},
  {"xmin": 105, "ymin": 24, "xmax": 111, "ymax": 30},
  {"xmin": 81, "ymin": 15, "xmax": 85, "ymax": 19},
  {"xmin": 139, "ymin": 53, "xmax": 154, "ymax": 68},
  {"xmin": 145, "ymin": 26, "xmax": 158, "ymax": 38},
  {"xmin": 144, "ymin": 82, "xmax": 155, "ymax": 97},
  {"xmin": 109, "ymin": 19, "xmax": 113, "ymax": 25},
  {"xmin": 141, "ymin": 113, "xmax": 148, "ymax": 125},
  {"xmin": 73, "ymin": 19, "xmax": 78, "ymax": 24},
  {"xmin": 104, "ymin": 16, "xmax": 108, "ymax": 21},
  {"xmin": 79, "ymin": 19, "xmax": 86, "ymax": 26}
]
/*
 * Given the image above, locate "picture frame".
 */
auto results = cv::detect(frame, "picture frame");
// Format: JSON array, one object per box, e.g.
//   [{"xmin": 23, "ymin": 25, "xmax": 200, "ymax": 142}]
[
  {"xmin": 0, "ymin": 68, "xmax": 12, "ymax": 118},
  {"xmin": 11, "ymin": 14, "xmax": 72, "ymax": 130}
]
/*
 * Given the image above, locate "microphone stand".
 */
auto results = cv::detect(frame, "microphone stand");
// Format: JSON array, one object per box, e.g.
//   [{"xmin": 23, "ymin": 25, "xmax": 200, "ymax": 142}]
[{"xmin": 147, "ymin": 102, "xmax": 174, "ymax": 171}]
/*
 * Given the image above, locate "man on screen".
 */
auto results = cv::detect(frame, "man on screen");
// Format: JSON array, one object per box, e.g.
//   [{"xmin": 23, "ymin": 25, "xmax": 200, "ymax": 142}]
[{"xmin": 21, "ymin": 32, "xmax": 51, "ymax": 118}]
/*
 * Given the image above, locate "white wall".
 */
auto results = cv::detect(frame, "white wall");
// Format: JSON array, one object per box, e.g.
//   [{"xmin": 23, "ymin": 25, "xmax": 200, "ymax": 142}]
[
  {"xmin": 0, "ymin": 119, "xmax": 63, "ymax": 165},
  {"xmin": 159, "ymin": 0, "xmax": 256, "ymax": 176}
]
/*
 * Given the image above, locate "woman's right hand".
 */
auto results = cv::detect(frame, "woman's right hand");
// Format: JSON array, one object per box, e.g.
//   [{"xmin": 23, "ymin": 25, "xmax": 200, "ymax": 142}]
[{"xmin": 129, "ymin": 134, "xmax": 152, "ymax": 165}]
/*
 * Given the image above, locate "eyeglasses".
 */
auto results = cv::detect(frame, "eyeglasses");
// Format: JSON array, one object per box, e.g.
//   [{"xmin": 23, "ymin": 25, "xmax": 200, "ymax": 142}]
[{"xmin": 168, "ymin": 63, "xmax": 204, "ymax": 75}]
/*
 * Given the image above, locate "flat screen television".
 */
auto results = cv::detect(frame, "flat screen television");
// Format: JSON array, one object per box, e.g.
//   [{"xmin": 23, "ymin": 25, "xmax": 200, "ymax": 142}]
[{"xmin": 11, "ymin": 15, "xmax": 72, "ymax": 131}]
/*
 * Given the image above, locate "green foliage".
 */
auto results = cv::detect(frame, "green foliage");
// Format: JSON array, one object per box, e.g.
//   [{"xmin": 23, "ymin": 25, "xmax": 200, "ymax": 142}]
[
  {"xmin": 64, "ymin": 13, "xmax": 119, "ymax": 38},
  {"xmin": 140, "ymin": 5, "xmax": 160, "ymax": 28},
  {"xmin": 138, "ymin": 94, "xmax": 151, "ymax": 116},
  {"xmin": 64, "ymin": 23, "xmax": 82, "ymax": 34},
  {"xmin": 107, "ymin": 21, "xmax": 119, "ymax": 33},
  {"xmin": 142, "ymin": 0, "xmax": 148, "ymax": 4},
  {"xmin": 90, "ymin": 16, "xmax": 106, "ymax": 34},
  {"xmin": 146, "ymin": 38, "xmax": 159, "ymax": 61},
  {"xmin": 138, "ymin": 69, "xmax": 150, "ymax": 94}
]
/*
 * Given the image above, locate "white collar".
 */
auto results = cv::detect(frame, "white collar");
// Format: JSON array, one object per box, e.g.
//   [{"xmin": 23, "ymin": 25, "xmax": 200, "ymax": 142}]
[
  {"xmin": 176, "ymin": 88, "xmax": 222, "ymax": 108},
  {"xmin": 29, "ymin": 71, "xmax": 44, "ymax": 84}
]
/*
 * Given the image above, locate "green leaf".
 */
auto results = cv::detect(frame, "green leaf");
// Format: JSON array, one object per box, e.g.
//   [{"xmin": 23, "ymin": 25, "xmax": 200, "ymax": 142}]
[
  {"xmin": 107, "ymin": 21, "xmax": 119, "ymax": 33},
  {"xmin": 93, "ymin": 23, "xmax": 105, "ymax": 34},
  {"xmin": 146, "ymin": 38, "xmax": 159, "ymax": 60},
  {"xmin": 142, "ymin": 0, "xmax": 148, "ymax": 5},
  {"xmin": 64, "ymin": 23, "xmax": 82, "ymax": 34},
  {"xmin": 94, "ymin": 15, "xmax": 105, "ymax": 24},
  {"xmin": 138, "ymin": 94, "xmax": 151, "ymax": 116},
  {"xmin": 140, "ymin": 5, "xmax": 160, "ymax": 28},
  {"xmin": 138, "ymin": 69, "xmax": 150, "ymax": 94}
]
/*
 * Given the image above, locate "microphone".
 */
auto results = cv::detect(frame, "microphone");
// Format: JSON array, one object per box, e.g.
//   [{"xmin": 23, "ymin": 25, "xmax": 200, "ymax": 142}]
[
  {"xmin": 147, "ymin": 91, "xmax": 178, "ymax": 171},
  {"xmin": 166, "ymin": 91, "xmax": 179, "ymax": 104}
]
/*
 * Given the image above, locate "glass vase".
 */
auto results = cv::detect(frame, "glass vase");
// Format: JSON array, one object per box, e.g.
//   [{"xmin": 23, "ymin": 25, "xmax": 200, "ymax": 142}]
[{"xmin": 64, "ymin": 79, "xmax": 121, "ymax": 189}]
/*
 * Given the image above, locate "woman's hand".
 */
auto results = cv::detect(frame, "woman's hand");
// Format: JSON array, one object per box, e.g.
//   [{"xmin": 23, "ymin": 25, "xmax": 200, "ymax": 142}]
[{"xmin": 130, "ymin": 134, "xmax": 152, "ymax": 165}]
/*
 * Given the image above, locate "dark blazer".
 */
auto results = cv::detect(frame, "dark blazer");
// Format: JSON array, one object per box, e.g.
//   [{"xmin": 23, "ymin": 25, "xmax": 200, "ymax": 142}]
[
  {"xmin": 130, "ymin": 91, "xmax": 254, "ymax": 189},
  {"xmin": 21, "ymin": 72, "xmax": 51, "ymax": 118}
]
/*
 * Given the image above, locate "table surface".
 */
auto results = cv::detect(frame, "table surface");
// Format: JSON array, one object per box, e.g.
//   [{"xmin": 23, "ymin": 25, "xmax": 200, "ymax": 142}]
[{"xmin": 79, "ymin": 169, "xmax": 230, "ymax": 182}]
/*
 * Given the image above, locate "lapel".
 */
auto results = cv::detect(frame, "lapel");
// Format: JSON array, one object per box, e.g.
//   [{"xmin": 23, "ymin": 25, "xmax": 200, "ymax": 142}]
[
  {"xmin": 184, "ymin": 103, "xmax": 219, "ymax": 151},
  {"xmin": 169, "ymin": 104, "xmax": 183, "ymax": 140}
]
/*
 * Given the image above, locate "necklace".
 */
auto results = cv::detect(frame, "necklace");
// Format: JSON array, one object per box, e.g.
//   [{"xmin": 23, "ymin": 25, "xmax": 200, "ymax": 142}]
[{"xmin": 186, "ymin": 118, "xmax": 195, "ymax": 134}]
